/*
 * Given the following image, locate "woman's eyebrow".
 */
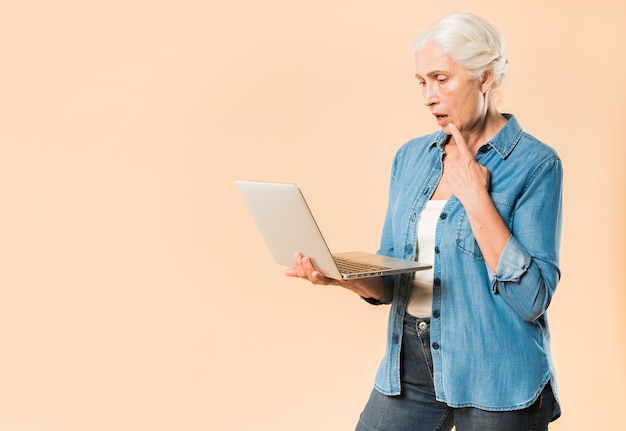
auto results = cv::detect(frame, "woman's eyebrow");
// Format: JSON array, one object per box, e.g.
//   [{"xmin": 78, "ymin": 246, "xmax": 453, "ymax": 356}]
[{"xmin": 415, "ymin": 70, "xmax": 448, "ymax": 79}]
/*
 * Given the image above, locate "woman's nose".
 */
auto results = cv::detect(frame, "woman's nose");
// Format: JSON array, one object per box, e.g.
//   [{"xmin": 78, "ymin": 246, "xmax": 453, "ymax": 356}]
[{"xmin": 423, "ymin": 83, "xmax": 437, "ymax": 106}]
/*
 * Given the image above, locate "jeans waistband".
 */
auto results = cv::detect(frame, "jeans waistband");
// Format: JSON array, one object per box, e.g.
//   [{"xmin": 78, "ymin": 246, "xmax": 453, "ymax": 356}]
[{"xmin": 404, "ymin": 313, "xmax": 431, "ymax": 325}]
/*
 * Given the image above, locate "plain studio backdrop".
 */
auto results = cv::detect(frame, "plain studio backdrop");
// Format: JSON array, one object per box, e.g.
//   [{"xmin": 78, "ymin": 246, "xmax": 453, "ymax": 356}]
[{"xmin": 0, "ymin": 1, "xmax": 624, "ymax": 430}]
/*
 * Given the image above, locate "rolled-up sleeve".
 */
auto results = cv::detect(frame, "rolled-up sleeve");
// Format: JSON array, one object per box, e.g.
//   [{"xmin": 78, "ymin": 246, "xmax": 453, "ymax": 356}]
[{"xmin": 488, "ymin": 235, "xmax": 532, "ymax": 285}]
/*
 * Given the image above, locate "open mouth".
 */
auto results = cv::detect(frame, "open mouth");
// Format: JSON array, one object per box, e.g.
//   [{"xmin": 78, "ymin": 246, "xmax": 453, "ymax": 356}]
[{"xmin": 434, "ymin": 114, "xmax": 448, "ymax": 126}]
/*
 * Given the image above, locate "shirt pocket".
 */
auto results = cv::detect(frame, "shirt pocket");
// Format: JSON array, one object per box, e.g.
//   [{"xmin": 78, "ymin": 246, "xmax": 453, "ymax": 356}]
[{"xmin": 455, "ymin": 192, "xmax": 517, "ymax": 260}]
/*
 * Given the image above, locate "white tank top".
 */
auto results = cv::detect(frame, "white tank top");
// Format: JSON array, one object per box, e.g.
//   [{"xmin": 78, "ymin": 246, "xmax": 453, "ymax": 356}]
[{"xmin": 406, "ymin": 199, "xmax": 447, "ymax": 318}]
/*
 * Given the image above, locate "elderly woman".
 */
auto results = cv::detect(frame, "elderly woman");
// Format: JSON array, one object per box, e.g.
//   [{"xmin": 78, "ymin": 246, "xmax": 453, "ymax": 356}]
[{"xmin": 287, "ymin": 12, "xmax": 562, "ymax": 431}]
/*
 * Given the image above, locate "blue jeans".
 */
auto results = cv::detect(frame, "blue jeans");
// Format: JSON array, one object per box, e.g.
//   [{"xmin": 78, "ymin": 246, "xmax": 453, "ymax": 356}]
[{"xmin": 356, "ymin": 314, "xmax": 557, "ymax": 431}]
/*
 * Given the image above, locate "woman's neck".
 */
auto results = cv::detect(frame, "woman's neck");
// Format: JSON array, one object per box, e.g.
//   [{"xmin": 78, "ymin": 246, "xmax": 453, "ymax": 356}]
[{"xmin": 455, "ymin": 109, "xmax": 507, "ymax": 155}]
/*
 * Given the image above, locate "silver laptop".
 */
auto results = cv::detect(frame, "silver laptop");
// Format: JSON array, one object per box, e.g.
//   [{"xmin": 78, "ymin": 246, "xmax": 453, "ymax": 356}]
[{"xmin": 236, "ymin": 180, "xmax": 431, "ymax": 280}]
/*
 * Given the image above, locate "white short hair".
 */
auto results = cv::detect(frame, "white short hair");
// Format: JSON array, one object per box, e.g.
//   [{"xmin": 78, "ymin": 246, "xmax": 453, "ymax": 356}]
[{"xmin": 412, "ymin": 12, "xmax": 509, "ymax": 89}]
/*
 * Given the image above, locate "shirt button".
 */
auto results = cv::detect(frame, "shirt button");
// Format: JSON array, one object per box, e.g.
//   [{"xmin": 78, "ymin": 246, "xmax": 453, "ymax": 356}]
[
  {"xmin": 433, "ymin": 278, "xmax": 440, "ymax": 287},
  {"xmin": 432, "ymin": 309, "xmax": 440, "ymax": 318},
  {"xmin": 440, "ymin": 213, "xmax": 447, "ymax": 220},
  {"xmin": 434, "ymin": 246, "xmax": 439, "ymax": 254},
  {"xmin": 432, "ymin": 342, "xmax": 440, "ymax": 350}
]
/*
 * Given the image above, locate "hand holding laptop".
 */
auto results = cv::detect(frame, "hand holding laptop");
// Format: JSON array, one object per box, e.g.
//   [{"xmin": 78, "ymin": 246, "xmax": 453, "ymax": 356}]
[{"xmin": 285, "ymin": 252, "xmax": 386, "ymax": 300}]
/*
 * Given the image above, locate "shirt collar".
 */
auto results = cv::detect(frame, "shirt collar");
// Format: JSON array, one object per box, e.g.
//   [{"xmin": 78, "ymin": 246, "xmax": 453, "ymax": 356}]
[{"xmin": 428, "ymin": 114, "xmax": 522, "ymax": 159}]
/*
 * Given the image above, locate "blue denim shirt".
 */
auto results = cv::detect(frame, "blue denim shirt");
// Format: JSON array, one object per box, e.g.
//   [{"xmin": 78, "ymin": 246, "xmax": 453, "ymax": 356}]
[{"xmin": 370, "ymin": 115, "xmax": 562, "ymax": 418}]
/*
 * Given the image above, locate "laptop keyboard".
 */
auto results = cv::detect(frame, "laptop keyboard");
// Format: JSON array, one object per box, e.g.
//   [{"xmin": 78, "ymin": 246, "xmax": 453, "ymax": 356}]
[{"xmin": 333, "ymin": 256, "xmax": 390, "ymax": 274}]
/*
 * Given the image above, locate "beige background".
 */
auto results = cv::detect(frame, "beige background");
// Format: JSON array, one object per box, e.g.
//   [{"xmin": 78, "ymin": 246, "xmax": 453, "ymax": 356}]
[{"xmin": 1, "ymin": 1, "xmax": 624, "ymax": 430}]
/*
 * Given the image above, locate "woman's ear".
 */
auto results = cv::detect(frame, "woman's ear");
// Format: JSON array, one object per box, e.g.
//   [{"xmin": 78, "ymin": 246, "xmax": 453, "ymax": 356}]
[{"xmin": 481, "ymin": 70, "xmax": 495, "ymax": 94}]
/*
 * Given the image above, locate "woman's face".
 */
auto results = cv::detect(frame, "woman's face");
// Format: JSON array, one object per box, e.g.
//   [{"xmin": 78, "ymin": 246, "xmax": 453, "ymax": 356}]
[{"xmin": 414, "ymin": 43, "xmax": 490, "ymax": 136}]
